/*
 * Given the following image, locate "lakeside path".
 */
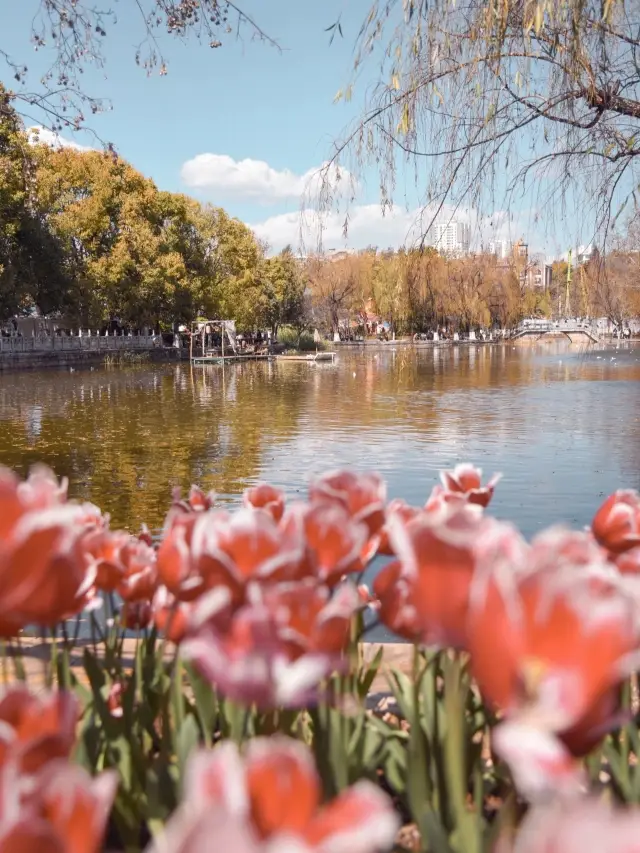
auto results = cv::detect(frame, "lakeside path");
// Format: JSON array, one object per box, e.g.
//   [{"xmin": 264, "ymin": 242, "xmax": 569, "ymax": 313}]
[{"xmin": 6, "ymin": 638, "xmax": 412, "ymax": 697}]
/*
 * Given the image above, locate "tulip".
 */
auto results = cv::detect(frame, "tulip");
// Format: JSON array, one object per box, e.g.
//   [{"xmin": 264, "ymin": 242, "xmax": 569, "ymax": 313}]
[
  {"xmin": 122, "ymin": 600, "xmax": 153, "ymax": 630},
  {"xmin": 592, "ymin": 490, "xmax": 640, "ymax": 554},
  {"xmin": 0, "ymin": 688, "xmax": 79, "ymax": 776},
  {"xmin": 157, "ymin": 508, "xmax": 307, "ymax": 604},
  {"xmin": 309, "ymin": 471, "xmax": 386, "ymax": 561},
  {"xmin": 376, "ymin": 499, "xmax": 422, "ymax": 557},
  {"xmin": 492, "ymin": 720, "xmax": 585, "ymax": 802},
  {"xmin": 372, "ymin": 562, "xmax": 421, "ymax": 643},
  {"xmin": 0, "ymin": 504, "xmax": 101, "ymax": 634},
  {"xmin": 116, "ymin": 537, "xmax": 158, "ymax": 602},
  {"xmin": 467, "ymin": 561, "xmax": 640, "ymax": 753},
  {"xmin": 0, "ymin": 761, "xmax": 117, "ymax": 853},
  {"xmin": 282, "ymin": 502, "xmax": 369, "ymax": 585},
  {"xmin": 616, "ymin": 546, "xmax": 640, "ymax": 575},
  {"xmin": 171, "ymin": 484, "xmax": 216, "ymax": 515},
  {"xmin": 437, "ymin": 463, "xmax": 502, "ymax": 508},
  {"xmin": 528, "ymin": 526, "xmax": 608, "ymax": 573},
  {"xmin": 0, "ymin": 467, "xmax": 104, "ymax": 634},
  {"xmin": 152, "ymin": 586, "xmax": 192, "ymax": 644},
  {"xmin": 147, "ymin": 737, "xmax": 399, "ymax": 853},
  {"xmin": 375, "ymin": 502, "xmax": 489, "ymax": 647},
  {"xmin": 505, "ymin": 797, "xmax": 640, "ymax": 853},
  {"xmin": 243, "ymin": 483, "xmax": 285, "ymax": 523},
  {"xmin": 182, "ymin": 581, "xmax": 360, "ymax": 708},
  {"xmin": 84, "ymin": 529, "xmax": 130, "ymax": 593}
]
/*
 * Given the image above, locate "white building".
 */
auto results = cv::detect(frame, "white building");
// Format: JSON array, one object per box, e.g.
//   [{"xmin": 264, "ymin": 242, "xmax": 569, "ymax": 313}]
[
  {"xmin": 488, "ymin": 239, "xmax": 510, "ymax": 259},
  {"xmin": 576, "ymin": 244, "xmax": 594, "ymax": 265},
  {"xmin": 427, "ymin": 220, "xmax": 471, "ymax": 255}
]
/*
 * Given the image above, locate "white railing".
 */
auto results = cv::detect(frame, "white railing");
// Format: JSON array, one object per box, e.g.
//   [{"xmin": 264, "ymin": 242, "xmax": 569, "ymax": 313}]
[{"xmin": 0, "ymin": 334, "xmax": 160, "ymax": 354}]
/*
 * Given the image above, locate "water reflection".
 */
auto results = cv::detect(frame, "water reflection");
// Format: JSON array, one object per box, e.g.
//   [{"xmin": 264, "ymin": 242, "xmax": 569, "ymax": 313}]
[{"xmin": 0, "ymin": 342, "xmax": 637, "ymax": 538}]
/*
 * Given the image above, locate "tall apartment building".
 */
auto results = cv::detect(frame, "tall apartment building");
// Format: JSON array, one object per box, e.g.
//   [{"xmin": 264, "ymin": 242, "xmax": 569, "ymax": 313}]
[
  {"xmin": 488, "ymin": 239, "xmax": 510, "ymax": 259},
  {"xmin": 426, "ymin": 220, "xmax": 471, "ymax": 255}
]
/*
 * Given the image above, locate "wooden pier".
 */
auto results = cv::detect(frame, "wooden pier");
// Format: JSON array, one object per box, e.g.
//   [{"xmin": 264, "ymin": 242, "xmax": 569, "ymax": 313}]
[
  {"xmin": 276, "ymin": 352, "xmax": 337, "ymax": 363},
  {"xmin": 191, "ymin": 353, "xmax": 272, "ymax": 365}
]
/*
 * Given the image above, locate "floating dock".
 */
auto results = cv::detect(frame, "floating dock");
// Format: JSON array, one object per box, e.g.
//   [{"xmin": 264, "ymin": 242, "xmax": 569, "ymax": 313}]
[
  {"xmin": 276, "ymin": 352, "xmax": 337, "ymax": 363},
  {"xmin": 191, "ymin": 353, "xmax": 273, "ymax": 365}
]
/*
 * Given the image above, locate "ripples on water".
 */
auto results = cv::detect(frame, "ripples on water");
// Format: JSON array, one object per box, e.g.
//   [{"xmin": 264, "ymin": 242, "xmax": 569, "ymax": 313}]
[{"xmin": 0, "ymin": 342, "xmax": 638, "ymax": 542}]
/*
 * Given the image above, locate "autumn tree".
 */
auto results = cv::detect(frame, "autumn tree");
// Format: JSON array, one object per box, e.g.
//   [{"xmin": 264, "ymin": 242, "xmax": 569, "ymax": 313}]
[
  {"xmin": 33, "ymin": 143, "xmax": 271, "ymax": 328},
  {"xmin": 325, "ymin": 0, "xmax": 640, "ymax": 251},
  {"xmin": 307, "ymin": 255, "xmax": 361, "ymax": 337}
]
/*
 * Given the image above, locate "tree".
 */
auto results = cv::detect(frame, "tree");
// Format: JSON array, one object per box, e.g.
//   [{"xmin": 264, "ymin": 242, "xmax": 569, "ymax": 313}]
[
  {"xmin": 0, "ymin": 85, "xmax": 33, "ymax": 318},
  {"xmin": 325, "ymin": 0, "xmax": 640, "ymax": 250},
  {"xmin": 307, "ymin": 255, "xmax": 359, "ymax": 337},
  {"xmin": 199, "ymin": 206, "xmax": 265, "ymax": 329},
  {"xmin": 259, "ymin": 246, "xmax": 306, "ymax": 339},
  {"xmin": 2, "ymin": 2, "xmax": 275, "ymax": 137},
  {"xmin": 0, "ymin": 84, "xmax": 71, "ymax": 321}
]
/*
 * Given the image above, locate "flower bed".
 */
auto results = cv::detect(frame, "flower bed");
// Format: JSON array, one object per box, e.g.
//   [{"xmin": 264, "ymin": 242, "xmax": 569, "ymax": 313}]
[{"xmin": 0, "ymin": 464, "xmax": 639, "ymax": 851}]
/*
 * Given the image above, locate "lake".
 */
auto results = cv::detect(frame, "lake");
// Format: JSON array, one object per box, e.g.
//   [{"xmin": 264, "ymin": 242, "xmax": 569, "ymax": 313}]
[{"xmin": 1, "ymin": 341, "xmax": 639, "ymax": 541}]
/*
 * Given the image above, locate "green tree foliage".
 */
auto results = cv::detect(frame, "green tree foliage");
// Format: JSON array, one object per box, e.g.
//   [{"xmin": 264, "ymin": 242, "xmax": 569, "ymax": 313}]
[
  {"xmin": 30, "ymin": 143, "xmax": 270, "ymax": 329},
  {"xmin": 0, "ymin": 85, "xmax": 71, "ymax": 320},
  {"xmin": 0, "ymin": 93, "xmax": 310, "ymax": 332},
  {"xmin": 259, "ymin": 246, "xmax": 307, "ymax": 338}
]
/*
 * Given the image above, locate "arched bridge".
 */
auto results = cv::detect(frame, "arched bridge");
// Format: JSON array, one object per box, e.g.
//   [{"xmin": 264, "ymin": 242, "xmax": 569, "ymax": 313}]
[{"xmin": 511, "ymin": 320, "xmax": 602, "ymax": 344}]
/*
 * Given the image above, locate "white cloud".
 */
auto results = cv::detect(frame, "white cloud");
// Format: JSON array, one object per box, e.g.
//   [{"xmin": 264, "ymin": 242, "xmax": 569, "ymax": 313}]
[
  {"xmin": 250, "ymin": 204, "xmax": 426, "ymax": 253},
  {"xmin": 249, "ymin": 203, "xmax": 550, "ymax": 257},
  {"xmin": 180, "ymin": 152, "xmax": 353, "ymax": 206},
  {"xmin": 27, "ymin": 126, "xmax": 94, "ymax": 152}
]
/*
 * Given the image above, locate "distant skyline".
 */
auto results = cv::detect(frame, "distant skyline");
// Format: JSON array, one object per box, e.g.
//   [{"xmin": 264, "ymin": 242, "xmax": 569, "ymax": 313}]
[{"xmin": 2, "ymin": 0, "xmax": 614, "ymax": 261}]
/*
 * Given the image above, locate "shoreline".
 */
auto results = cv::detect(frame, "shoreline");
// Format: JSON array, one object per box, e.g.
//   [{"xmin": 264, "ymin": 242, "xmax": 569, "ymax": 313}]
[
  {"xmin": 10, "ymin": 636, "xmax": 411, "ymax": 697},
  {"xmin": 0, "ymin": 347, "xmax": 180, "ymax": 373}
]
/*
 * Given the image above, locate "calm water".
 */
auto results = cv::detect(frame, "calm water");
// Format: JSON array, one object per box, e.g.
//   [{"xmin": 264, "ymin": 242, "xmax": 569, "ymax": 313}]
[{"xmin": 1, "ymin": 342, "xmax": 639, "ymax": 541}]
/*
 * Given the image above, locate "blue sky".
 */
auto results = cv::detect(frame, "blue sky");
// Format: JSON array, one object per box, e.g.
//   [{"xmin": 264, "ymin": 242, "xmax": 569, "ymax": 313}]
[{"xmin": 1, "ymin": 0, "xmax": 603, "ymax": 258}]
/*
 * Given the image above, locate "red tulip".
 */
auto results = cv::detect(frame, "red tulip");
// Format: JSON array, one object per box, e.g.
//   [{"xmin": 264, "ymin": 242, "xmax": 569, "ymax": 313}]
[
  {"xmin": 616, "ymin": 546, "xmax": 640, "ymax": 575},
  {"xmin": 171, "ymin": 484, "xmax": 216, "ymax": 515},
  {"xmin": 528, "ymin": 526, "xmax": 608, "ymax": 572},
  {"xmin": 0, "ymin": 688, "xmax": 79, "ymax": 776},
  {"xmin": 122, "ymin": 600, "xmax": 153, "ymax": 630},
  {"xmin": 505, "ymin": 796, "xmax": 640, "ymax": 853},
  {"xmin": 438, "ymin": 463, "xmax": 502, "ymax": 508},
  {"xmin": 157, "ymin": 508, "xmax": 307, "ymax": 604},
  {"xmin": 182, "ymin": 580, "xmax": 359, "ymax": 708},
  {"xmin": 148, "ymin": 737, "xmax": 399, "ymax": 853},
  {"xmin": 492, "ymin": 720, "xmax": 584, "ymax": 801},
  {"xmin": 376, "ymin": 499, "xmax": 422, "ymax": 557},
  {"xmin": 152, "ymin": 586, "xmax": 192, "ymax": 644},
  {"xmin": 592, "ymin": 490, "xmax": 640, "ymax": 554},
  {"xmin": 243, "ymin": 483, "xmax": 285, "ymax": 523},
  {"xmin": 468, "ymin": 562, "xmax": 640, "ymax": 749},
  {"xmin": 375, "ymin": 502, "xmax": 490, "ymax": 647},
  {"xmin": 372, "ymin": 561, "xmax": 421, "ymax": 642},
  {"xmin": 0, "ymin": 761, "xmax": 117, "ymax": 853},
  {"xmin": 282, "ymin": 502, "xmax": 369, "ymax": 585},
  {"xmin": 0, "ymin": 468, "xmax": 103, "ymax": 634},
  {"xmin": 309, "ymin": 471, "xmax": 386, "ymax": 561}
]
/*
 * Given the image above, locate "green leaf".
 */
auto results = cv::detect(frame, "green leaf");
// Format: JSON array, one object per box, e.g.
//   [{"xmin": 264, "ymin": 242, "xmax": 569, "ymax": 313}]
[
  {"xmin": 176, "ymin": 714, "xmax": 200, "ymax": 791},
  {"xmin": 357, "ymin": 646, "xmax": 384, "ymax": 699},
  {"xmin": 184, "ymin": 662, "xmax": 218, "ymax": 747}
]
